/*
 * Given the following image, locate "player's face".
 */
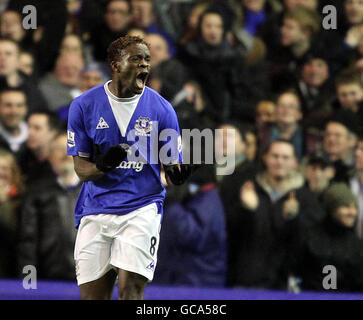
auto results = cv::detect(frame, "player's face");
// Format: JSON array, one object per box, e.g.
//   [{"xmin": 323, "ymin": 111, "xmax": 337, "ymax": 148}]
[{"xmin": 114, "ymin": 43, "xmax": 151, "ymax": 95}]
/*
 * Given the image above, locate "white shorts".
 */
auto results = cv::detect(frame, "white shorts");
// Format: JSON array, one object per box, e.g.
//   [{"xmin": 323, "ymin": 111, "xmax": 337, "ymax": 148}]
[{"xmin": 74, "ymin": 203, "xmax": 161, "ymax": 286}]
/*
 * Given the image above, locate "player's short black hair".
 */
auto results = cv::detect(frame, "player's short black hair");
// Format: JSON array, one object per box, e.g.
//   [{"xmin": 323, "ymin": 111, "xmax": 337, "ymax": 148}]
[
  {"xmin": 107, "ymin": 35, "xmax": 150, "ymax": 65},
  {"xmin": 28, "ymin": 110, "xmax": 62, "ymax": 132}
]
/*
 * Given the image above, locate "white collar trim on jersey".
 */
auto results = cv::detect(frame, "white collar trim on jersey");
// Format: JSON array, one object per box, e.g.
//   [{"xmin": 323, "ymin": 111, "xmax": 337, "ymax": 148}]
[{"xmin": 104, "ymin": 80, "xmax": 144, "ymax": 103}]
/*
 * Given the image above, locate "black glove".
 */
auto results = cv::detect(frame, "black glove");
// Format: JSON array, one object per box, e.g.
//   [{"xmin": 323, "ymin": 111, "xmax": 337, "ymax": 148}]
[
  {"xmin": 164, "ymin": 163, "xmax": 202, "ymax": 185},
  {"xmin": 94, "ymin": 144, "xmax": 128, "ymax": 173}
]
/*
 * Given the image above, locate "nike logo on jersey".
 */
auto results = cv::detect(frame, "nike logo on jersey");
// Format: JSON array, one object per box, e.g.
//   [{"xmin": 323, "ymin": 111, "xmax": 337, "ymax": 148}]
[{"xmin": 96, "ymin": 117, "xmax": 109, "ymax": 129}]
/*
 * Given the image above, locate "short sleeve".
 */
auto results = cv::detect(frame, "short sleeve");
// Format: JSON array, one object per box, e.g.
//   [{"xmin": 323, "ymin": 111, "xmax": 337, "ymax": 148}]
[
  {"xmin": 67, "ymin": 100, "xmax": 93, "ymax": 158},
  {"xmin": 158, "ymin": 103, "xmax": 183, "ymax": 164}
]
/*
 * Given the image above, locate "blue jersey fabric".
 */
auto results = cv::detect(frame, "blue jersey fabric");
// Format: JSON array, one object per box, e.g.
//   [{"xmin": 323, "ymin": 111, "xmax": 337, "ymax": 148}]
[{"xmin": 67, "ymin": 84, "xmax": 182, "ymax": 228}]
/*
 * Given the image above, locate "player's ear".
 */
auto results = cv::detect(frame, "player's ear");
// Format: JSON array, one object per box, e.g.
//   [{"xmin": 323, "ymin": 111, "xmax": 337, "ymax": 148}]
[{"xmin": 110, "ymin": 61, "xmax": 121, "ymax": 73}]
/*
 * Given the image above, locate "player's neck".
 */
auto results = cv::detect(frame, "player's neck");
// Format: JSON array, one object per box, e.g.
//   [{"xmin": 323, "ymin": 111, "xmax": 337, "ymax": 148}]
[{"xmin": 108, "ymin": 79, "xmax": 135, "ymax": 99}]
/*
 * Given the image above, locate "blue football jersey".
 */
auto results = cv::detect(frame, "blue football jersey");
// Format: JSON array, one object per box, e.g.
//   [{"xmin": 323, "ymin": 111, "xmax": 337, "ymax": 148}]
[{"xmin": 67, "ymin": 83, "xmax": 182, "ymax": 228}]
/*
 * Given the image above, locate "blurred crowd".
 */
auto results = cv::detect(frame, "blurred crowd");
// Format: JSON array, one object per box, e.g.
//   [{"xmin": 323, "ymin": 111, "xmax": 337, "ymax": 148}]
[{"xmin": 0, "ymin": 0, "xmax": 362, "ymax": 293}]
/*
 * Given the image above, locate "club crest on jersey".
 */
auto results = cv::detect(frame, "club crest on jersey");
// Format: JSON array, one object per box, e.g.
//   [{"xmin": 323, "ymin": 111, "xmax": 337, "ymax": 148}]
[{"xmin": 135, "ymin": 116, "xmax": 152, "ymax": 136}]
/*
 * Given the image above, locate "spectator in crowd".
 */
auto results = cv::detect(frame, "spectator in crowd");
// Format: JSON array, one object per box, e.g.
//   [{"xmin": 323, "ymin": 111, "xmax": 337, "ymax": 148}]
[
  {"xmin": 217, "ymin": 121, "xmax": 257, "ymax": 283},
  {"xmin": 179, "ymin": 7, "xmax": 256, "ymax": 124},
  {"xmin": 89, "ymin": 0, "xmax": 132, "ymax": 62},
  {"xmin": 256, "ymin": 100, "xmax": 276, "ymax": 128},
  {"xmin": 323, "ymin": 2, "xmax": 363, "ymax": 75},
  {"xmin": 179, "ymin": 2, "xmax": 209, "ymax": 46},
  {"xmin": 231, "ymin": 0, "xmax": 283, "ymax": 37},
  {"xmin": 171, "ymin": 80, "xmax": 214, "ymax": 130},
  {"xmin": 39, "ymin": 54, "xmax": 84, "ymax": 111},
  {"xmin": 255, "ymin": 99, "xmax": 276, "ymax": 153},
  {"xmin": 284, "ymin": 0, "xmax": 319, "ymax": 10},
  {"xmin": 343, "ymin": 0, "xmax": 363, "ymax": 29},
  {"xmin": 0, "ymin": 149, "xmax": 23, "ymax": 277},
  {"xmin": 0, "ymin": 38, "xmax": 48, "ymax": 112},
  {"xmin": 131, "ymin": 0, "xmax": 175, "ymax": 56},
  {"xmin": 154, "ymin": 164, "xmax": 227, "ymax": 287},
  {"xmin": 294, "ymin": 53, "xmax": 333, "ymax": 129},
  {"xmin": 290, "ymin": 183, "xmax": 363, "ymax": 292},
  {"xmin": 0, "ymin": 10, "xmax": 26, "ymax": 44},
  {"xmin": 303, "ymin": 155, "xmax": 335, "ymax": 197},
  {"xmin": 230, "ymin": 0, "xmax": 282, "ymax": 64},
  {"xmin": 18, "ymin": 51, "xmax": 34, "ymax": 77},
  {"xmin": 244, "ymin": 124, "xmax": 258, "ymax": 162},
  {"xmin": 322, "ymin": 109, "xmax": 360, "ymax": 173},
  {"xmin": 59, "ymin": 34, "xmax": 84, "ymax": 58},
  {"xmin": 66, "ymin": 0, "xmax": 108, "ymax": 38},
  {"xmin": 331, "ymin": 71, "xmax": 363, "ymax": 121},
  {"xmin": 79, "ymin": 63, "xmax": 109, "ymax": 93},
  {"xmin": 16, "ymin": 111, "xmax": 61, "ymax": 186},
  {"xmin": 262, "ymin": 91, "xmax": 304, "ymax": 160},
  {"xmin": 7, "ymin": 0, "xmax": 68, "ymax": 76},
  {"xmin": 17, "ymin": 132, "xmax": 81, "ymax": 280},
  {"xmin": 127, "ymin": 27, "xmax": 146, "ymax": 39},
  {"xmin": 57, "ymin": 62, "xmax": 109, "ymax": 124},
  {"xmin": 0, "ymin": 88, "xmax": 28, "ymax": 152},
  {"xmin": 65, "ymin": 0, "xmax": 83, "ymax": 35},
  {"xmin": 146, "ymin": 32, "xmax": 188, "ymax": 102},
  {"xmin": 269, "ymin": 6, "xmax": 321, "ymax": 92},
  {"xmin": 215, "ymin": 121, "xmax": 252, "ymax": 182},
  {"xmin": 228, "ymin": 139, "xmax": 324, "ymax": 289},
  {"xmin": 349, "ymin": 135, "xmax": 363, "ymax": 238}
]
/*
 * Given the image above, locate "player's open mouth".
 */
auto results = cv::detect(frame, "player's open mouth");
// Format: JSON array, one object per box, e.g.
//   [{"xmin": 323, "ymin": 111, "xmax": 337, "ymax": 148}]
[{"xmin": 135, "ymin": 72, "xmax": 149, "ymax": 90}]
